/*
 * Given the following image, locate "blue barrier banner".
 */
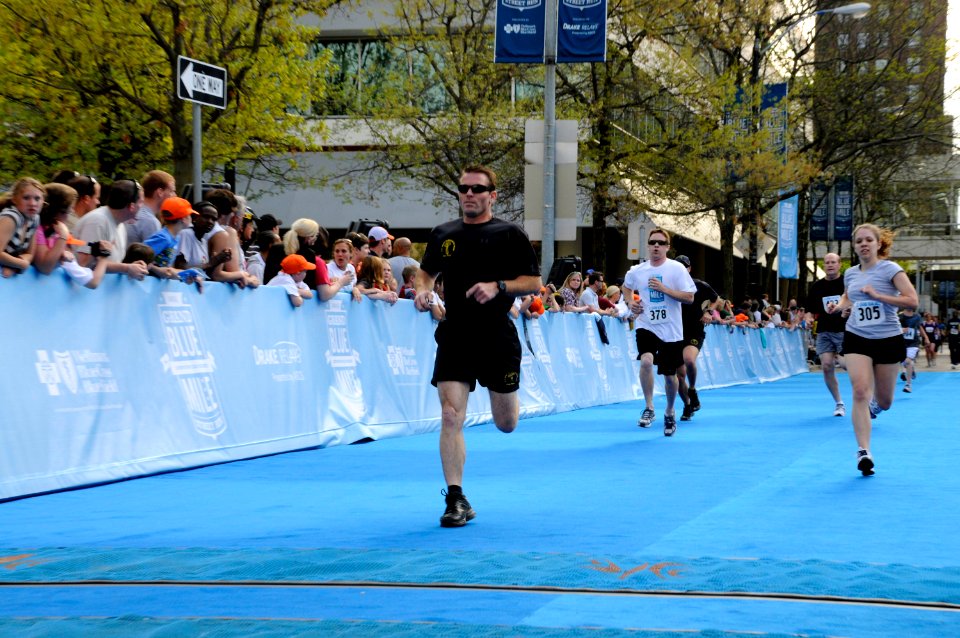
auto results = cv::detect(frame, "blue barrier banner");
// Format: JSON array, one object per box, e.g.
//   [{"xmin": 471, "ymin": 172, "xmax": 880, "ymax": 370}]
[
  {"xmin": 778, "ymin": 194, "xmax": 799, "ymax": 279},
  {"xmin": 556, "ymin": 0, "xmax": 608, "ymax": 63},
  {"xmin": 0, "ymin": 273, "xmax": 808, "ymax": 501},
  {"xmin": 809, "ymin": 184, "xmax": 829, "ymax": 241},
  {"xmin": 833, "ymin": 176, "xmax": 854, "ymax": 241},
  {"xmin": 494, "ymin": 0, "xmax": 546, "ymax": 64}
]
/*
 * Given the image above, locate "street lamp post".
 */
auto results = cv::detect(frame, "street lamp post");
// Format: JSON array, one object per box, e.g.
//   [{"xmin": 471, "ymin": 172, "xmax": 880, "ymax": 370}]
[{"xmin": 745, "ymin": 2, "xmax": 871, "ymax": 297}]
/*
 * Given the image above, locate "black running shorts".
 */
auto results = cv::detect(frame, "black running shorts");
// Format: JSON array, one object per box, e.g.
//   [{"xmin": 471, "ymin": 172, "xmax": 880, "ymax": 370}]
[
  {"xmin": 635, "ymin": 328, "xmax": 684, "ymax": 376},
  {"xmin": 841, "ymin": 331, "xmax": 906, "ymax": 365},
  {"xmin": 432, "ymin": 320, "xmax": 522, "ymax": 393}
]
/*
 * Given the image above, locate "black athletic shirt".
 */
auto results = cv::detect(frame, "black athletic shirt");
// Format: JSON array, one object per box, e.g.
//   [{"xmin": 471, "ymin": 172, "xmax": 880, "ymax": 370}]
[
  {"xmin": 806, "ymin": 276, "xmax": 847, "ymax": 333},
  {"xmin": 420, "ymin": 217, "xmax": 540, "ymax": 326},
  {"xmin": 682, "ymin": 279, "xmax": 718, "ymax": 336}
]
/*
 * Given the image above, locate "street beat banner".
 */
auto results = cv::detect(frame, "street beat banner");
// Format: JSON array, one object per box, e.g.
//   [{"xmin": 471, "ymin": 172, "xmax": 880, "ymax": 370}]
[
  {"xmin": 495, "ymin": 0, "xmax": 608, "ymax": 64},
  {"xmin": 495, "ymin": 0, "xmax": 547, "ymax": 63},
  {"xmin": 556, "ymin": 0, "xmax": 608, "ymax": 63},
  {"xmin": 0, "ymin": 272, "xmax": 806, "ymax": 500}
]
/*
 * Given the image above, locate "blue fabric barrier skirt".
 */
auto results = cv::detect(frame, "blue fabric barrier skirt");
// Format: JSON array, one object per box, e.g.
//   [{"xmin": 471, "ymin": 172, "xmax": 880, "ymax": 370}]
[{"xmin": 1, "ymin": 271, "xmax": 806, "ymax": 500}]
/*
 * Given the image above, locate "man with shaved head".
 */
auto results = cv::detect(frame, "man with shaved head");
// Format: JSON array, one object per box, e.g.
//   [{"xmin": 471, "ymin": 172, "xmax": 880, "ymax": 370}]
[{"xmin": 807, "ymin": 252, "xmax": 848, "ymax": 416}]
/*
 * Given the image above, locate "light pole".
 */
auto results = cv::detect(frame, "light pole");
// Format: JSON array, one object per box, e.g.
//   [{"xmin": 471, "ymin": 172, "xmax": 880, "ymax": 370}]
[{"xmin": 745, "ymin": 2, "xmax": 871, "ymax": 297}]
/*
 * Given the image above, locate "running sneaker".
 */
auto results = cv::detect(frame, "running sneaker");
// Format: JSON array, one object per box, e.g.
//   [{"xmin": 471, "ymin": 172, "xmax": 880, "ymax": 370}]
[
  {"xmin": 680, "ymin": 403, "xmax": 694, "ymax": 421},
  {"xmin": 638, "ymin": 408, "xmax": 656, "ymax": 428},
  {"xmin": 856, "ymin": 449, "xmax": 875, "ymax": 476},
  {"xmin": 900, "ymin": 371, "xmax": 906, "ymax": 381},
  {"xmin": 833, "ymin": 402, "xmax": 846, "ymax": 417},
  {"xmin": 903, "ymin": 385, "xmax": 912, "ymax": 393},
  {"xmin": 439, "ymin": 489, "xmax": 476, "ymax": 528},
  {"xmin": 663, "ymin": 413, "xmax": 677, "ymax": 437},
  {"xmin": 869, "ymin": 398, "xmax": 882, "ymax": 420},
  {"xmin": 688, "ymin": 388, "xmax": 701, "ymax": 412}
]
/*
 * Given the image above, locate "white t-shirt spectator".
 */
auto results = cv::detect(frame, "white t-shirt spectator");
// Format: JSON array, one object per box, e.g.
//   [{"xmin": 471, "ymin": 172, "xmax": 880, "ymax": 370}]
[
  {"xmin": 73, "ymin": 206, "xmax": 127, "ymax": 263},
  {"xmin": 267, "ymin": 271, "xmax": 310, "ymax": 298},
  {"xmin": 327, "ymin": 260, "xmax": 357, "ymax": 293}
]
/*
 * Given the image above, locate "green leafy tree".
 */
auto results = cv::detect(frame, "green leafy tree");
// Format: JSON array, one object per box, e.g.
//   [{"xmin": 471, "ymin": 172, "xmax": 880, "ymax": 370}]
[
  {"xmin": 316, "ymin": 0, "xmax": 540, "ymax": 218},
  {"xmin": 0, "ymin": 0, "xmax": 340, "ymax": 190}
]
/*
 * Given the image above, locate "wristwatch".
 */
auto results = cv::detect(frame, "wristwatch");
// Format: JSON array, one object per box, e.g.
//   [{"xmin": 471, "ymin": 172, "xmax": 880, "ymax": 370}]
[{"xmin": 497, "ymin": 280, "xmax": 507, "ymax": 295}]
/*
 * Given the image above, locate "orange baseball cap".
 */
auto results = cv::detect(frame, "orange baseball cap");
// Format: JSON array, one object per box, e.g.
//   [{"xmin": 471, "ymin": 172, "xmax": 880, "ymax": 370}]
[
  {"xmin": 281, "ymin": 254, "xmax": 317, "ymax": 274},
  {"xmin": 160, "ymin": 197, "xmax": 199, "ymax": 221}
]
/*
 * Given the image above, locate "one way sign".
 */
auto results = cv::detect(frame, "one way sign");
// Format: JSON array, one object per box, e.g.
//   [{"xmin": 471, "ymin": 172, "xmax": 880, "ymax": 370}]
[{"xmin": 177, "ymin": 56, "xmax": 227, "ymax": 110}]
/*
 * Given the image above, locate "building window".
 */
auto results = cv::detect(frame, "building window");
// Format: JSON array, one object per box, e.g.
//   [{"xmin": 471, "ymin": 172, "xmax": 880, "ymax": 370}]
[
  {"xmin": 907, "ymin": 56, "xmax": 921, "ymax": 73},
  {"xmin": 909, "ymin": 1, "xmax": 924, "ymax": 20},
  {"xmin": 875, "ymin": 59, "xmax": 888, "ymax": 71},
  {"xmin": 837, "ymin": 33, "xmax": 850, "ymax": 48},
  {"xmin": 857, "ymin": 32, "xmax": 870, "ymax": 49},
  {"xmin": 906, "ymin": 84, "xmax": 920, "ymax": 101}
]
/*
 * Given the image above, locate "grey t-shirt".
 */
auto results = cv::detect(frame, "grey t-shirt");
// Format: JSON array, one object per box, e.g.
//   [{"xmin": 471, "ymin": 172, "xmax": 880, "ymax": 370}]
[{"xmin": 843, "ymin": 260, "xmax": 904, "ymax": 339}]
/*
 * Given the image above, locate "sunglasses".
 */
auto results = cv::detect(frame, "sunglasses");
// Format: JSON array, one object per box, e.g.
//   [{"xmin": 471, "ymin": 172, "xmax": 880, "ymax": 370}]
[
  {"xmin": 457, "ymin": 184, "xmax": 494, "ymax": 194},
  {"xmin": 648, "ymin": 239, "xmax": 669, "ymax": 246}
]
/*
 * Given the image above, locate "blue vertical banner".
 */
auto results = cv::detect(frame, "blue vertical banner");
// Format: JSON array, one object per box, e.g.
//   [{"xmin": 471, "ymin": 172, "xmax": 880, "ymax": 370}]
[
  {"xmin": 495, "ymin": 0, "xmax": 546, "ymax": 64},
  {"xmin": 761, "ymin": 83, "xmax": 788, "ymax": 159},
  {"xmin": 833, "ymin": 176, "xmax": 854, "ymax": 241},
  {"xmin": 778, "ymin": 194, "xmax": 799, "ymax": 279},
  {"xmin": 556, "ymin": 0, "xmax": 608, "ymax": 62},
  {"xmin": 809, "ymin": 183, "xmax": 829, "ymax": 241}
]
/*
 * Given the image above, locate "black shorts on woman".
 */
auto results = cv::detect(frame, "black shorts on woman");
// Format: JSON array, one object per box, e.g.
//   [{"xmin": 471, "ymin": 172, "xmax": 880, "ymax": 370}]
[{"xmin": 842, "ymin": 330, "xmax": 906, "ymax": 365}]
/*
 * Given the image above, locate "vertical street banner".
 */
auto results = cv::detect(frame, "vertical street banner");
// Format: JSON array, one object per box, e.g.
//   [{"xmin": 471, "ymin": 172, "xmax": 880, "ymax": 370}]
[
  {"xmin": 778, "ymin": 194, "xmax": 799, "ymax": 279},
  {"xmin": 809, "ymin": 183, "xmax": 829, "ymax": 241},
  {"xmin": 556, "ymin": 0, "xmax": 608, "ymax": 62},
  {"xmin": 761, "ymin": 83, "xmax": 788, "ymax": 159},
  {"xmin": 833, "ymin": 176, "xmax": 854, "ymax": 241},
  {"xmin": 495, "ymin": 0, "xmax": 547, "ymax": 63}
]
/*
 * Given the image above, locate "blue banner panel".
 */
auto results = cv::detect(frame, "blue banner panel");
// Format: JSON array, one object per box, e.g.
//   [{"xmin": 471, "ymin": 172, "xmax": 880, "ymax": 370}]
[
  {"xmin": 556, "ymin": 0, "xmax": 608, "ymax": 63},
  {"xmin": 761, "ymin": 82, "xmax": 788, "ymax": 159},
  {"xmin": 0, "ymin": 272, "xmax": 808, "ymax": 501},
  {"xmin": 833, "ymin": 176, "xmax": 854, "ymax": 241},
  {"xmin": 494, "ymin": 0, "xmax": 546, "ymax": 64},
  {"xmin": 809, "ymin": 184, "xmax": 829, "ymax": 241},
  {"xmin": 778, "ymin": 194, "xmax": 799, "ymax": 279}
]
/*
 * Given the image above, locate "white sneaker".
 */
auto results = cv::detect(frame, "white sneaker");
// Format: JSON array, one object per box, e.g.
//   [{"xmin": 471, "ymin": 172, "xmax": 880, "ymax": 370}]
[
  {"xmin": 869, "ymin": 398, "xmax": 882, "ymax": 419},
  {"xmin": 833, "ymin": 403, "xmax": 845, "ymax": 417}
]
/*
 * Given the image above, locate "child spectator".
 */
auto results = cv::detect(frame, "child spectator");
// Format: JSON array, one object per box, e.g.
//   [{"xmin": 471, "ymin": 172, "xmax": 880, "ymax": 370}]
[
  {"xmin": 145, "ymin": 197, "xmax": 197, "ymax": 268},
  {"xmin": 0, "ymin": 177, "xmax": 44, "ymax": 277},
  {"xmin": 32, "ymin": 182, "xmax": 112, "ymax": 289},
  {"xmin": 398, "ymin": 264, "xmax": 419, "ymax": 300},
  {"xmin": 267, "ymin": 254, "xmax": 315, "ymax": 308},
  {"xmin": 356, "ymin": 255, "xmax": 398, "ymax": 304}
]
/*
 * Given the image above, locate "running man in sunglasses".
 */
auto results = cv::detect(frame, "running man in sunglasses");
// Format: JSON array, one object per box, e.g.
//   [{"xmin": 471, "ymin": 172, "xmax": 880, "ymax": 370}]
[
  {"xmin": 414, "ymin": 165, "xmax": 542, "ymax": 528},
  {"xmin": 621, "ymin": 228, "xmax": 696, "ymax": 437}
]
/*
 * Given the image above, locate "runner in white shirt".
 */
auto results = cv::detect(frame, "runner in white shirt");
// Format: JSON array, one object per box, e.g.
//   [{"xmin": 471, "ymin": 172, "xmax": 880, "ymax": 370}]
[{"xmin": 621, "ymin": 228, "xmax": 696, "ymax": 437}]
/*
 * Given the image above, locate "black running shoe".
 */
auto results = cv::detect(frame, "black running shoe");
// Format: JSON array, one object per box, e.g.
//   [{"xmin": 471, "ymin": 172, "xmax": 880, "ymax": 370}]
[
  {"xmin": 440, "ymin": 490, "xmax": 476, "ymax": 528},
  {"xmin": 680, "ymin": 403, "xmax": 694, "ymax": 421},
  {"xmin": 856, "ymin": 449, "xmax": 875, "ymax": 476},
  {"xmin": 689, "ymin": 388, "xmax": 701, "ymax": 412},
  {"xmin": 664, "ymin": 413, "xmax": 677, "ymax": 437}
]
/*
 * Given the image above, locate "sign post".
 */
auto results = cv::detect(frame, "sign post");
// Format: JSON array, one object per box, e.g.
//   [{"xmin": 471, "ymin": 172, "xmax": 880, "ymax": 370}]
[{"xmin": 177, "ymin": 56, "xmax": 228, "ymax": 203}]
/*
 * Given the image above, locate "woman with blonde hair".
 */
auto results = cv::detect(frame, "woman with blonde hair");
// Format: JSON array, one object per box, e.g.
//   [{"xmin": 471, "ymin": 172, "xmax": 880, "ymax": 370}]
[
  {"xmin": 0, "ymin": 177, "xmax": 45, "ymax": 277},
  {"xmin": 559, "ymin": 270, "xmax": 589, "ymax": 313},
  {"xmin": 825, "ymin": 223, "xmax": 919, "ymax": 476}
]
